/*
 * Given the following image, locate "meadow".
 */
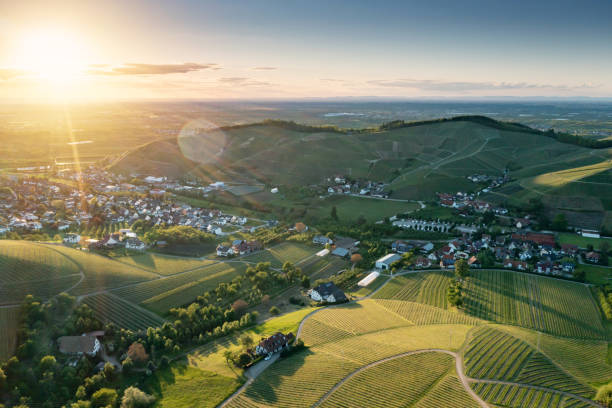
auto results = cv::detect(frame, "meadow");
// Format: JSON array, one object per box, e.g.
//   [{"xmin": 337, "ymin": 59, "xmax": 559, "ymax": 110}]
[
  {"xmin": 557, "ymin": 232, "xmax": 612, "ymax": 249},
  {"xmin": 114, "ymin": 253, "xmax": 215, "ymax": 276},
  {"xmin": 240, "ymin": 242, "xmax": 316, "ymax": 268}
]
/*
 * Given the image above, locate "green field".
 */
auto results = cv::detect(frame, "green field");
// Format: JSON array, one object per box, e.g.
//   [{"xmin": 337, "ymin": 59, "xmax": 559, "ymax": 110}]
[
  {"xmin": 305, "ymin": 195, "xmax": 420, "ymax": 222},
  {"xmin": 240, "ymin": 242, "xmax": 316, "ymax": 268},
  {"xmin": 0, "ymin": 306, "xmax": 20, "ymax": 362},
  {"xmin": 558, "ymin": 232, "xmax": 612, "ymax": 249},
  {"xmin": 82, "ymin": 292, "xmax": 165, "ymax": 331},
  {"xmin": 114, "ymin": 253, "xmax": 214, "ymax": 275}
]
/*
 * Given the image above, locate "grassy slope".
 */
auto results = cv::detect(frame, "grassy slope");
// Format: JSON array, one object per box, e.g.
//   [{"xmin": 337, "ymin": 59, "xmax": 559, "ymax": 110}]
[{"xmin": 113, "ymin": 253, "xmax": 215, "ymax": 276}]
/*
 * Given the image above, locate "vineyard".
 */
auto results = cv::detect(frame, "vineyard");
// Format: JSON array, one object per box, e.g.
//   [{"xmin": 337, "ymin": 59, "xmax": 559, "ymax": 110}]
[
  {"xmin": 464, "ymin": 326, "xmax": 595, "ymax": 399},
  {"xmin": 113, "ymin": 262, "xmax": 246, "ymax": 314},
  {"xmin": 240, "ymin": 243, "xmax": 316, "ymax": 268},
  {"xmin": 463, "ymin": 270, "xmax": 605, "ymax": 339},
  {"xmin": 48, "ymin": 245, "xmax": 158, "ymax": 295},
  {"xmin": 0, "ymin": 306, "xmax": 20, "ymax": 361},
  {"xmin": 470, "ymin": 382, "xmax": 594, "ymax": 408},
  {"xmin": 0, "ymin": 241, "xmax": 79, "ymax": 283},
  {"xmin": 1, "ymin": 274, "xmax": 82, "ymax": 305},
  {"xmin": 319, "ymin": 352, "xmax": 461, "ymax": 408},
  {"xmin": 82, "ymin": 292, "xmax": 165, "ymax": 331},
  {"xmin": 114, "ymin": 253, "xmax": 214, "ymax": 276}
]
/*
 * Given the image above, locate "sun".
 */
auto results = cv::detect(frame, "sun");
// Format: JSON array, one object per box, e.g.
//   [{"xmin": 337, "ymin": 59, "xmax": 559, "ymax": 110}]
[{"xmin": 14, "ymin": 29, "xmax": 88, "ymax": 83}]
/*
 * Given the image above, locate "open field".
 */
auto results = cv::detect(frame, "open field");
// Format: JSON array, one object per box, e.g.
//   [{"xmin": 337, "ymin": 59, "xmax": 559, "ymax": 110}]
[
  {"xmin": 83, "ymin": 292, "xmax": 165, "ymax": 331},
  {"xmin": 305, "ymin": 195, "xmax": 420, "ymax": 222},
  {"xmin": 240, "ymin": 243, "xmax": 316, "ymax": 268},
  {"xmin": 557, "ymin": 232, "xmax": 612, "ymax": 249},
  {"xmin": 0, "ymin": 306, "xmax": 20, "ymax": 362},
  {"xmin": 114, "ymin": 253, "xmax": 214, "ymax": 275},
  {"xmin": 46, "ymin": 245, "xmax": 158, "ymax": 295},
  {"xmin": 463, "ymin": 270, "xmax": 605, "ymax": 339}
]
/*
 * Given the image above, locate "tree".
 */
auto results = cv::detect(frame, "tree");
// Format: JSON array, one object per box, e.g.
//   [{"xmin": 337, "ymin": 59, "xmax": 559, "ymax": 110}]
[
  {"xmin": 350, "ymin": 253, "xmax": 363, "ymax": 264},
  {"xmin": 0, "ymin": 367, "xmax": 6, "ymax": 391},
  {"xmin": 121, "ymin": 357, "xmax": 134, "ymax": 373},
  {"xmin": 331, "ymin": 206, "xmax": 338, "ymax": 221},
  {"xmin": 600, "ymin": 241, "xmax": 611, "ymax": 255},
  {"xmin": 91, "ymin": 388, "xmax": 118, "ymax": 408},
  {"xmin": 39, "ymin": 355, "xmax": 57, "ymax": 372},
  {"xmin": 120, "ymin": 386, "xmax": 156, "ymax": 408},
  {"xmin": 102, "ymin": 362, "xmax": 116, "ymax": 381},
  {"xmin": 223, "ymin": 350, "xmax": 234, "ymax": 368},
  {"xmin": 231, "ymin": 299, "xmax": 248, "ymax": 316},
  {"xmin": 127, "ymin": 342, "xmax": 149, "ymax": 365},
  {"xmin": 240, "ymin": 334, "xmax": 254, "ymax": 349},
  {"xmin": 301, "ymin": 276, "xmax": 310, "ymax": 289},
  {"xmin": 596, "ymin": 383, "xmax": 612, "ymax": 407},
  {"xmin": 454, "ymin": 259, "xmax": 469, "ymax": 279},
  {"xmin": 551, "ymin": 213, "xmax": 568, "ymax": 231},
  {"xmin": 237, "ymin": 352, "xmax": 252, "ymax": 368},
  {"xmin": 269, "ymin": 306, "xmax": 280, "ymax": 316}
]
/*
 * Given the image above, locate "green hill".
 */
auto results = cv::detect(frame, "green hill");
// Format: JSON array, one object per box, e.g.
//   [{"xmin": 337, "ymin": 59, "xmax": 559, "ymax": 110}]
[{"xmin": 110, "ymin": 117, "xmax": 612, "ymax": 208}]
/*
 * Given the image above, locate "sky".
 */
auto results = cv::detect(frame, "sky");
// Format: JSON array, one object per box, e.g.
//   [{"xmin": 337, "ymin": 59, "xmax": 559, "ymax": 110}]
[{"xmin": 1, "ymin": 0, "xmax": 612, "ymax": 101}]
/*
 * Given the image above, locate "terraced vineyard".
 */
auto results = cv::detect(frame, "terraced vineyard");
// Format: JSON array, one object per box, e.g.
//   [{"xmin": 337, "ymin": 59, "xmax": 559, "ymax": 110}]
[
  {"xmin": 0, "ymin": 306, "xmax": 20, "ymax": 361},
  {"xmin": 240, "ymin": 243, "xmax": 315, "ymax": 268},
  {"xmin": 83, "ymin": 292, "xmax": 165, "ymax": 331},
  {"xmin": 319, "ymin": 352, "xmax": 465, "ymax": 408},
  {"xmin": 114, "ymin": 253, "xmax": 214, "ymax": 275},
  {"xmin": 464, "ymin": 327, "xmax": 595, "ymax": 399},
  {"xmin": 113, "ymin": 262, "xmax": 246, "ymax": 314},
  {"xmin": 463, "ymin": 270, "xmax": 605, "ymax": 339},
  {"xmin": 48, "ymin": 245, "xmax": 158, "ymax": 295}
]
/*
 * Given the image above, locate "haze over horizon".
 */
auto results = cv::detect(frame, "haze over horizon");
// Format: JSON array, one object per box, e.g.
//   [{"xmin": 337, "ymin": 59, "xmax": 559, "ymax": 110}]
[{"xmin": 2, "ymin": 0, "xmax": 612, "ymax": 102}]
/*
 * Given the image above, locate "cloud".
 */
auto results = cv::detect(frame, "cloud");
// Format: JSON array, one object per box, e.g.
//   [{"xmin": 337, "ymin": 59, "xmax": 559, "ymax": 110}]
[
  {"xmin": 252, "ymin": 66, "xmax": 277, "ymax": 71},
  {"xmin": 218, "ymin": 77, "xmax": 272, "ymax": 87},
  {"xmin": 0, "ymin": 69, "xmax": 27, "ymax": 80},
  {"xmin": 366, "ymin": 78, "xmax": 599, "ymax": 92},
  {"xmin": 88, "ymin": 62, "xmax": 219, "ymax": 75}
]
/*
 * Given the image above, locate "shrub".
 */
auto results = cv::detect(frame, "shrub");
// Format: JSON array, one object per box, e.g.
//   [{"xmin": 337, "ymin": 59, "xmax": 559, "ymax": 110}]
[
  {"xmin": 120, "ymin": 386, "xmax": 156, "ymax": 408},
  {"xmin": 269, "ymin": 306, "xmax": 280, "ymax": 315},
  {"xmin": 91, "ymin": 388, "xmax": 118, "ymax": 408}
]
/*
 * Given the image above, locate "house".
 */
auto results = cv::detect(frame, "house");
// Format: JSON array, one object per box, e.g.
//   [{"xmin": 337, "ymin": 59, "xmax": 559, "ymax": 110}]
[
  {"xmin": 585, "ymin": 251, "xmax": 601, "ymax": 263},
  {"xmin": 504, "ymin": 260, "xmax": 528, "ymax": 271},
  {"xmin": 414, "ymin": 256, "xmax": 431, "ymax": 268},
  {"xmin": 391, "ymin": 240, "xmax": 412, "ymax": 253},
  {"xmin": 313, "ymin": 235, "xmax": 333, "ymax": 245},
  {"xmin": 232, "ymin": 239, "xmax": 249, "ymax": 255},
  {"xmin": 246, "ymin": 240, "xmax": 263, "ymax": 253},
  {"xmin": 58, "ymin": 335, "xmax": 101, "ymax": 356},
  {"xmin": 375, "ymin": 253, "xmax": 402, "ymax": 270},
  {"xmin": 467, "ymin": 256, "xmax": 481, "ymax": 268},
  {"xmin": 63, "ymin": 233, "xmax": 81, "ymax": 244},
  {"xmin": 255, "ymin": 332, "xmax": 294, "ymax": 356},
  {"xmin": 440, "ymin": 254, "xmax": 455, "ymax": 269},
  {"xmin": 216, "ymin": 244, "xmax": 234, "ymax": 257},
  {"xmin": 334, "ymin": 236, "xmax": 359, "ymax": 252},
  {"xmin": 308, "ymin": 282, "xmax": 347, "ymax": 303},
  {"xmin": 125, "ymin": 237, "xmax": 146, "ymax": 251},
  {"xmin": 560, "ymin": 243, "xmax": 578, "ymax": 256}
]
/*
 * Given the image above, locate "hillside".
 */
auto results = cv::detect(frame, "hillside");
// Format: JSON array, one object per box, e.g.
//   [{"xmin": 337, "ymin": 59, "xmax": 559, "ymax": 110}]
[{"xmin": 110, "ymin": 117, "xmax": 612, "ymax": 207}]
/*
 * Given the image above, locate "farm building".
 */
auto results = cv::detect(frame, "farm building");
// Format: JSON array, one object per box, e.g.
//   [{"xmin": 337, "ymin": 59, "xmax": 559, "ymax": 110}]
[
  {"xmin": 216, "ymin": 244, "xmax": 234, "ymax": 257},
  {"xmin": 313, "ymin": 235, "xmax": 333, "ymax": 245},
  {"xmin": 255, "ymin": 332, "xmax": 294, "ymax": 356},
  {"xmin": 358, "ymin": 271, "xmax": 380, "ymax": 287},
  {"xmin": 331, "ymin": 247, "xmax": 350, "ymax": 258},
  {"xmin": 125, "ymin": 237, "xmax": 146, "ymax": 251},
  {"xmin": 309, "ymin": 282, "xmax": 347, "ymax": 303},
  {"xmin": 581, "ymin": 229, "xmax": 601, "ymax": 239},
  {"xmin": 58, "ymin": 335, "xmax": 101, "ymax": 356},
  {"xmin": 375, "ymin": 253, "xmax": 402, "ymax": 270}
]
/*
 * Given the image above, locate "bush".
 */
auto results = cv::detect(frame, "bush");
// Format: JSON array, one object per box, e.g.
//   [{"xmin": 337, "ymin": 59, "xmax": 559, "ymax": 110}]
[
  {"xmin": 121, "ymin": 386, "xmax": 156, "ymax": 408},
  {"xmin": 91, "ymin": 388, "xmax": 118, "ymax": 408},
  {"xmin": 596, "ymin": 383, "xmax": 612, "ymax": 407},
  {"xmin": 269, "ymin": 306, "xmax": 280, "ymax": 316}
]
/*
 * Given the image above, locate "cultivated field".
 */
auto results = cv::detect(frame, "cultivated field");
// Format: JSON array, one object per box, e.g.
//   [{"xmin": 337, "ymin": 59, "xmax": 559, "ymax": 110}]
[
  {"xmin": 114, "ymin": 253, "xmax": 214, "ymax": 275},
  {"xmin": 463, "ymin": 270, "xmax": 605, "ymax": 339},
  {"xmin": 0, "ymin": 241, "xmax": 79, "ymax": 283},
  {"xmin": 470, "ymin": 383, "xmax": 588, "ymax": 408},
  {"xmin": 372, "ymin": 271, "xmax": 452, "ymax": 309},
  {"xmin": 47, "ymin": 245, "xmax": 158, "ymax": 295},
  {"xmin": 240, "ymin": 243, "xmax": 316, "ymax": 268},
  {"xmin": 112, "ymin": 262, "xmax": 246, "ymax": 315},
  {"xmin": 464, "ymin": 326, "xmax": 594, "ymax": 398},
  {"xmin": 82, "ymin": 292, "xmax": 165, "ymax": 331}
]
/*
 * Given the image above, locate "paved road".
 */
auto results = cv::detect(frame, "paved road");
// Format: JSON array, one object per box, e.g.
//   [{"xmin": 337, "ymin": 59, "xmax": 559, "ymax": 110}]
[{"xmin": 218, "ymin": 353, "xmax": 280, "ymax": 407}]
